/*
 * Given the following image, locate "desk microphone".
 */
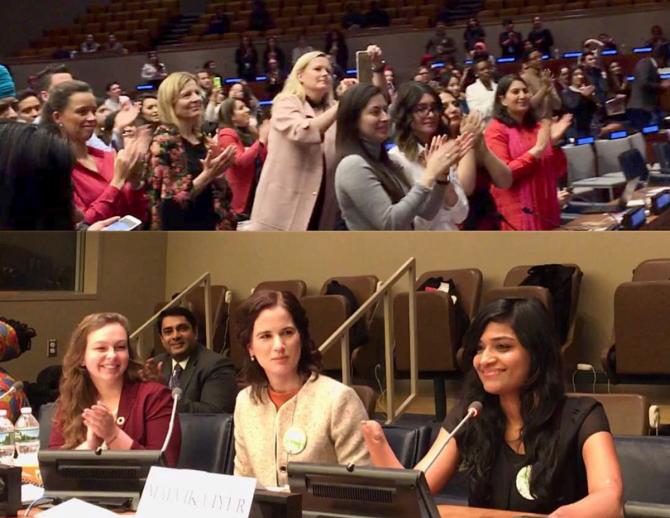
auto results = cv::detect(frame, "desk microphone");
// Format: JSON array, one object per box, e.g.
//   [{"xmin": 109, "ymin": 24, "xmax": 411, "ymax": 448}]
[
  {"xmin": 0, "ymin": 382, "xmax": 23, "ymax": 400},
  {"xmin": 423, "ymin": 401, "xmax": 482, "ymax": 473},
  {"xmin": 160, "ymin": 387, "xmax": 182, "ymax": 456},
  {"xmin": 521, "ymin": 207, "xmax": 561, "ymax": 229}
]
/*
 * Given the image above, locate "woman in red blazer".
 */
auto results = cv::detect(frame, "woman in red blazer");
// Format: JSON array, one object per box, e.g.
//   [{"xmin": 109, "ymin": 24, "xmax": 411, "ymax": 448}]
[
  {"xmin": 217, "ymin": 97, "xmax": 268, "ymax": 217},
  {"xmin": 49, "ymin": 313, "xmax": 181, "ymax": 467}
]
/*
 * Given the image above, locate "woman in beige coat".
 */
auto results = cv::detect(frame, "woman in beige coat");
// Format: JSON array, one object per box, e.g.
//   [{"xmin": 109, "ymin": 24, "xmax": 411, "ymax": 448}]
[{"xmin": 248, "ymin": 51, "xmax": 340, "ymax": 231}]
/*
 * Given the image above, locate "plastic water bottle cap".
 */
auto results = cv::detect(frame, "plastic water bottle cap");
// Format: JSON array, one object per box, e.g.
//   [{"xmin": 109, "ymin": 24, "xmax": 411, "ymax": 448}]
[
  {"xmin": 20, "ymin": 407, "xmax": 33, "ymax": 414},
  {"xmin": 0, "ymin": 410, "xmax": 6, "ymax": 417}
]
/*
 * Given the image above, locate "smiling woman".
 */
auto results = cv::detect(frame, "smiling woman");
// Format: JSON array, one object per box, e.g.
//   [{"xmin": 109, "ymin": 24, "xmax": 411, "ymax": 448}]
[
  {"xmin": 49, "ymin": 313, "xmax": 181, "ymax": 467},
  {"xmin": 233, "ymin": 290, "xmax": 369, "ymax": 488}
]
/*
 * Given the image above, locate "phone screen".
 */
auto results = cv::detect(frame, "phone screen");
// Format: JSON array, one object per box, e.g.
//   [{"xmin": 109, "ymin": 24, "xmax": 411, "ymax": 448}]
[
  {"xmin": 213, "ymin": 76, "xmax": 222, "ymax": 89},
  {"xmin": 356, "ymin": 51, "xmax": 372, "ymax": 84},
  {"xmin": 103, "ymin": 217, "xmax": 141, "ymax": 231}
]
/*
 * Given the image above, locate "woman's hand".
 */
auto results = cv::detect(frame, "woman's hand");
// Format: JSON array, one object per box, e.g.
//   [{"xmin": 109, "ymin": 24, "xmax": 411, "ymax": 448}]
[
  {"xmin": 529, "ymin": 119, "xmax": 552, "ymax": 158},
  {"xmin": 201, "ymin": 145, "xmax": 237, "ymax": 181},
  {"xmin": 82, "ymin": 402, "xmax": 118, "ymax": 444},
  {"xmin": 361, "ymin": 420, "xmax": 386, "ymax": 445},
  {"xmin": 336, "ymin": 78, "xmax": 358, "ymax": 97},
  {"xmin": 422, "ymin": 135, "xmax": 447, "ymax": 166},
  {"xmin": 579, "ymin": 85, "xmax": 596, "ymax": 98},
  {"xmin": 423, "ymin": 132, "xmax": 475, "ymax": 185},
  {"xmin": 83, "ymin": 423, "xmax": 104, "ymax": 450},
  {"xmin": 113, "ymin": 104, "xmax": 140, "ymax": 132},
  {"xmin": 119, "ymin": 125, "xmax": 152, "ymax": 187},
  {"xmin": 551, "ymin": 114, "xmax": 573, "ymax": 145},
  {"xmin": 366, "ymin": 45, "xmax": 384, "ymax": 69},
  {"xmin": 460, "ymin": 111, "xmax": 484, "ymax": 145}
]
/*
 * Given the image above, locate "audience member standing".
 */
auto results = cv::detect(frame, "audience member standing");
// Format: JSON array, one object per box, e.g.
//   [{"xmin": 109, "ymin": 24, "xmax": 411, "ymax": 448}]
[
  {"xmin": 265, "ymin": 58, "xmax": 286, "ymax": 98},
  {"xmin": 463, "ymin": 18, "xmax": 486, "ymax": 52},
  {"xmin": 16, "ymin": 90, "xmax": 41, "ymax": 124},
  {"xmin": 627, "ymin": 43, "xmax": 670, "ymax": 130},
  {"xmin": 235, "ymin": 36, "xmax": 259, "ymax": 82},
  {"xmin": 527, "ymin": 16, "xmax": 554, "ymax": 56},
  {"xmin": 248, "ymin": 51, "xmax": 346, "ymax": 231},
  {"xmin": 582, "ymin": 52, "xmax": 609, "ymax": 105},
  {"xmin": 646, "ymin": 25, "xmax": 668, "ymax": 48},
  {"xmin": 325, "ymin": 30, "xmax": 349, "ymax": 72},
  {"xmin": 146, "ymin": 72, "xmax": 238, "ymax": 230},
  {"xmin": 499, "ymin": 20, "xmax": 524, "ymax": 59},
  {"xmin": 561, "ymin": 67, "xmax": 598, "ymax": 138},
  {"xmin": 41, "ymin": 80, "xmax": 148, "ymax": 226},
  {"xmin": 217, "ymin": 97, "xmax": 269, "ymax": 216},
  {"xmin": 291, "ymin": 33, "xmax": 314, "ymax": 65},
  {"xmin": 0, "ymin": 67, "xmax": 17, "ymax": 122},
  {"xmin": 485, "ymin": 75, "xmax": 571, "ymax": 230},
  {"xmin": 465, "ymin": 58, "xmax": 497, "ymax": 120},
  {"xmin": 103, "ymin": 82, "xmax": 130, "ymax": 112},
  {"xmin": 426, "ymin": 22, "xmax": 457, "ymax": 64},
  {"xmin": 263, "ymin": 36, "xmax": 287, "ymax": 73},
  {"xmin": 520, "ymin": 50, "xmax": 561, "ymax": 119},
  {"xmin": 141, "ymin": 52, "xmax": 168, "ymax": 88}
]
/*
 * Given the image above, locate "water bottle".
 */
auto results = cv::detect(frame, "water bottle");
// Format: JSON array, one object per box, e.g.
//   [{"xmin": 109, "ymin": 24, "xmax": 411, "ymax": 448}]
[
  {"xmin": 14, "ymin": 407, "xmax": 39, "ymax": 468},
  {"xmin": 0, "ymin": 410, "xmax": 14, "ymax": 466}
]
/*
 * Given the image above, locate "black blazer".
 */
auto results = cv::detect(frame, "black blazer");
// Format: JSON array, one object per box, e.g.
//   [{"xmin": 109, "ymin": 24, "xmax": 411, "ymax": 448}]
[{"xmin": 155, "ymin": 344, "xmax": 237, "ymax": 413}]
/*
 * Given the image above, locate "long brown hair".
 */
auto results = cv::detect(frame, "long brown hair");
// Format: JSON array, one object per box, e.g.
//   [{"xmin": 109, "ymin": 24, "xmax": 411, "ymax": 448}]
[
  {"xmin": 57, "ymin": 313, "xmax": 142, "ymax": 448},
  {"xmin": 236, "ymin": 290, "xmax": 321, "ymax": 404}
]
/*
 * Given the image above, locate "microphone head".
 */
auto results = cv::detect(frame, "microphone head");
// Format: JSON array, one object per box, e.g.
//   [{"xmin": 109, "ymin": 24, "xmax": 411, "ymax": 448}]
[
  {"xmin": 12, "ymin": 381, "xmax": 24, "ymax": 392},
  {"xmin": 171, "ymin": 387, "xmax": 183, "ymax": 400},
  {"xmin": 468, "ymin": 401, "xmax": 483, "ymax": 417}
]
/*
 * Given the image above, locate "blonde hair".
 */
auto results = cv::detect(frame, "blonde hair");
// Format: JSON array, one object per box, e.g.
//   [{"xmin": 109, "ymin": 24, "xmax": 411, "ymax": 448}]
[
  {"xmin": 157, "ymin": 72, "xmax": 203, "ymax": 133},
  {"xmin": 278, "ymin": 51, "xmax": 334, "ymax": 105}
]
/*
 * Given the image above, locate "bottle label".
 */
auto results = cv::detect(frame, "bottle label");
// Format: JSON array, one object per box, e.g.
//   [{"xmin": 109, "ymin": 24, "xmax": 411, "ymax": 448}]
[
  {"xmin": 0, "ymin": 432, "xmax": 13, "ymax": 446},
  {"xmin": 16, "ymin": 427, "xmax": 39, "ymax": 442}
]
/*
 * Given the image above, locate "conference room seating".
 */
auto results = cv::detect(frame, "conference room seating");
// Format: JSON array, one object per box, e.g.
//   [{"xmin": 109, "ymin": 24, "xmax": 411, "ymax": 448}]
[
  {"xmin": 382, "ymin": 423, "xmax": 433, "ymax": 469},
  {"xmin": 300, "ymin": 294, "xmax": 349, "ymax": 371},
  {"xmin": 253, "ymin": 280, "xmax": 307, "ymax": 298},
  {"xmin": 615, "ymin": 436, "xmax": 670, "ymax": 505},
  {"xmin": 567, "ymin": 393, "xmax": 650, "ymax": 435},
  {"xmin": 595, "ymin": 137, "xmax": 635, "ymax": 177},
  {"xmin": 651, "ymin": 142, "xmax": 670, "ymax": 178},
  {"xmin": 38, "ymin": 401, "xmax": 57, "ymax": 449},
  {"xmin": 178, "ymin": 412, "xmax": 235, "ymax": 474},
  {"xmin": 351, "ymin": 384, "xmax": 378, "ymax": 418},
  {"xmin": 632, "ymin": 257, "xmax": 670, "ymax": 281},
  {"xmin": 563, "ymin": 144, "xmax": 597, "ymax": 195},
  {"xmin": 393, "ymin": 269, "xmax": 482, "ymax": 421}
]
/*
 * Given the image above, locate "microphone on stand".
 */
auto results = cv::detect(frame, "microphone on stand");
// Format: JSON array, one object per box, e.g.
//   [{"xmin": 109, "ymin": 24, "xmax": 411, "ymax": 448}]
[
  {"xmin": 522, "ymin": 207, "xmax": 562, "ymax": 229},
  {"xmin": 0, "ymin": 381, "xmax": 24, "ymax": 400},
  {"xmin": 423, "ymin": 401, "xmax": 483, "ymax": 473},
  {"xmin": 160, "ymin": 387, "xmax": 182, "ymax": 457}
]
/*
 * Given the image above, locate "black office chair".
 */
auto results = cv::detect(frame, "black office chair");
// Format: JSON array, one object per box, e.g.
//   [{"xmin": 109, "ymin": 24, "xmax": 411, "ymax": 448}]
[
  {"xmin": 38, "ymin": 401, "xmax": 57, "ymax": 449},
  {"xmin": 615, "ymin": 436, "xmax": 670, "ymax": 505},
  {"xmin": 652, "ymin": 142, "xmax": 670, "ymax": 175},
  {"xmin": 178, "ymin": 413, "xmax": 235, "ymax": 474},
  {"xmin": 618, "ymin": 148, "xmax": 649, "ymax": 182},
  {"xmin": 382, "ymin": 424, "xmax": 433, "ymax": 469}
]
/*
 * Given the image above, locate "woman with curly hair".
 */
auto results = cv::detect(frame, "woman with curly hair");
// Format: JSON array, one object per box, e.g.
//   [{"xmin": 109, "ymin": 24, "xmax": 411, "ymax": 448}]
[
  {"xmin": 49, "ymin": 313, "xmax": 181, "ymax": 467},
  {"xmin": 233, "ymin": 290, "xmax": 369, "ymax": 488},
  {"xmin": 362, "ymin": 298, "xmax": 622, "ymax": 516},
  {"xmin": 146, "ymin": 72, "xmax": 237, "ymax": 230}
]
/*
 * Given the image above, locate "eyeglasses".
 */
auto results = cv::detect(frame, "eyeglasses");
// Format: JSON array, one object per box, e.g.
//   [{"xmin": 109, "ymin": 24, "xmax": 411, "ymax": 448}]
[{"xmin": 413, "ymin": 103, "xmax": 443, "ymax": 116}]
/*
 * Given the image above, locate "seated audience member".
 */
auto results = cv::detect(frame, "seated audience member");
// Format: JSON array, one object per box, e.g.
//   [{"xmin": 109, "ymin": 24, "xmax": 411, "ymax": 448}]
[
  {"xmin": 104, "ymin": 34, "xmax": 127, "ymax": 55},
  {"xmin": 235, "ymin": 36, "xmax": 259, "ymax": 82},
  {"xmin": 41, "ymin": 81, "xmax": 148, "ymax": 226},
  {"xmin": 0, "ymin": 66, "xmax": 18, "ymax": 122},
  {"xmin": 520, "ymin": 50, "xmax": 561, "ymax": 119},
  {"xmin": 463, "ymin": 18, "xmax": 486, "ymax": 52},
  {"xmin": 146, "ymin": 72, "xmax": 237, "ymax": 230},
  {"xmin": 364, "ymin": 1, "xmax": 390, "ymax": 27},
  {"xmin": 627, "ymin": 43, "xmax": 670, "ymax": 130},
  {"xmin": 80, "ymin": 34, "xmax": 101, "ymax": 54},
  {"xmin": 439, "ymin": 92, "xmax": 512, "ymax": 230},
  {"xmin": 388, "ymin": 82, "xmax": 471, "ymax": 230},
  {"xmin": 426, "ymin": 22, "xmax": 457, "ymax": 63},
  {"xmin": 561, "ymin": 67, "xmax": 599, "ymax": 138},
  {"xmin": 16, "ymin": 89, "xmax": 41, "ymax": 124},
  {"xmin": 141, "ymin": 52, "xmax": 168, "ymax": 87},
  {"xmin": 646, "ymin": 25, "xmax": 668, "ymax": 48},
  {"xmin": 442, "ymin": 72, "xmax": 469, "ymax": 114},
  {"xmin": 144, "ymin": 307, "xmax": 237, "ymax": 413},
  {"xmin": 325, "ymin": 30, "xmax": 349, "ymax": 72},
  {"xmin": 484, "ymin": 75, "xmax": 571, "ymax": 230},
  {"xmin": 466, "ymin": 58, "xmax": 497, "ymax": 120},
  {"xmin": 291, "ymin": 33, "xmax": 313, "ymax": 65},
  {"xmin": 342, "ymin": 3, "xmax": 365, "ymax": 29},
  {"xmin": 217, "ymin": 97, "xmax": 269, "ymax": 216},
  {"xmin": 0, "ymin": 318, "xmax": 33, "ymax": 421},
  {"xmin": 526, "ymin": 16, "xmax": 553, "ymax": 56},
  {"xmin": 103, "ymin": 82, "xmax": 130, "ymax": 112},
  {"xmin": 0, "ymin": 122, "xmax": 76, "ymax": 230},
  {"xmin": 499, "ymin": 19, "xmax": 524, "ymax": 59},
  {"xmin": 207, "ymin": 10, "xmax": 230, "ymax": 35},
  {"xmin": 263, "ymin": 36, "xmax": 287, "ymax": 73},
  {"xmin": 248, "ymin": 0, "xmax": 273, "ymax": 32},
  {"xmin": 233, "ymin": 290, "xmax": 370, "ymax": 488},
  {"xmin": 49, "ymin": 313, "xmax": 181, "ymax": 467},
  {"xmin": 362, "ymin": 298, "xmax": 623, "ymax": 517},
  {"xmin": 265, "ymin": 58, "xmax": 286, "ymax": 98},
  {"xmin": 414, "ymin": 66, "xmax": 432, "ymax": 84},
  {"xmin": 335, "ymin": 83, "xmax": 469, "ymax": 230}
]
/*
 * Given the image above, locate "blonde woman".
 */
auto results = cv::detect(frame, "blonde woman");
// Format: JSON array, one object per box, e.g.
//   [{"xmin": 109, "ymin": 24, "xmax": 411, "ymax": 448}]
[{"xmin": 145, "ymin": 72, "xmax": 237, "ymax": 230}]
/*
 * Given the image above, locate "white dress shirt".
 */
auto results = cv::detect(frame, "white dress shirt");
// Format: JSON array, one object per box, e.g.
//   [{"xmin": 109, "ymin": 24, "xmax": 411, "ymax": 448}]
[{"xmin": 465, "ymin": 79, "xmax": 498, "ymax": 120}]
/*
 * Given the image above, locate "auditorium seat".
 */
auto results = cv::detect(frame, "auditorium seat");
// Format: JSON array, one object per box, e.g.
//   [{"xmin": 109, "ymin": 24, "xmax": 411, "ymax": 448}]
[
  {"xmin": 633, "ymin": 258, "xmax": 670, "ymax": 281},
  {"xmin": 567, "ymin": 393, "xmax": 650, "ymax": 435},
  {"xmin": 615, "ymin": 436, "xmax": 670, "ymax": 505},
  {"xmin": 300, "ymin": 294, "xmax": 349, "ymax": 371},
  {"xmin": 253, "ymin": 280, "xmax": 307, "ymax": 298},
  {"xmin": 382, "ymin": 423, "xmax": 433, "ymax": 468},
  {"xmin": 178, "ymin": 413, "xmax": 235, "ymax": 474}
]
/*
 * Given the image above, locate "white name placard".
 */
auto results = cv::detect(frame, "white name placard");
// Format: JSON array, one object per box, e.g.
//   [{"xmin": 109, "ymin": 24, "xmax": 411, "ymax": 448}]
[{"xmin": 136, "ymin": 466, "xmax": 256, "ymax": 518}]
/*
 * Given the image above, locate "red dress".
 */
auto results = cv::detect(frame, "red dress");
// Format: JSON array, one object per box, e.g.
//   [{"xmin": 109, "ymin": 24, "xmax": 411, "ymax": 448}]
[
  {"xmin": 49, "ymin": 379, "xmax": 181, "ymax": 467},
  {"xmin": 71, "ymin": 147, "xmax": 147, "ymax": 225},
  {"xmin": 217, "ymin": 128, "xmax": 267, "ymax": 214},
  {"xmin": 484, "ymin": 119, "xmax": 567, "ymax": 230}
]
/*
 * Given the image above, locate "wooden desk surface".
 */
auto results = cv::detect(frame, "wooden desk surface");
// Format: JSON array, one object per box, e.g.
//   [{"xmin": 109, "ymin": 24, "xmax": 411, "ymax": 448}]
[{"xmin": 438, "ymin": 506, "xmax": 544, "ymax": 517}]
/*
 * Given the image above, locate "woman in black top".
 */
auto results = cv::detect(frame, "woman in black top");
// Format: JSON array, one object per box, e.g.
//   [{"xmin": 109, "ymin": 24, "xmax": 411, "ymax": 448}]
[
  {"xmin": 235, "ymin": 36, "xmax": 259, "ymax": 82},
  {"xmin": 362, "ymin": 298, "xmax": 623, "ymax": 517},
  {"xmin": 561, "ymin": 67, "xmax": 598, "ymax": 139}
]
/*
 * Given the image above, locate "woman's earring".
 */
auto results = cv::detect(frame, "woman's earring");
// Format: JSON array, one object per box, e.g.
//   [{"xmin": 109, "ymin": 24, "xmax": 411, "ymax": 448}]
[{"xmin": 250, "ymin": 355, "xmax": 256, "ymax": 362}]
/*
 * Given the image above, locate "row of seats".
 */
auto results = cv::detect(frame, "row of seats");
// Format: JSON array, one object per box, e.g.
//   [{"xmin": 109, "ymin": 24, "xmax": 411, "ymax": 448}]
[
  {"xmin": 35, "ymin": 403, "xmax": 670, "ymax": 507},
  {"xmin": 478, "ymin": 0, "xmax": 665, "ymax": 18}
]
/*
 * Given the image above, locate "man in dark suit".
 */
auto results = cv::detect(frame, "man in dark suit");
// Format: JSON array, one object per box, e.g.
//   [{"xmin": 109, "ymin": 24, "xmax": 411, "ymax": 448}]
[
  {"xmin": 627, "ymin": 43, "xmax": 670, "ymax": 131},
  {"xmin": 149, "ymin": 307, "xmax": 237, "ymax": 413}
]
